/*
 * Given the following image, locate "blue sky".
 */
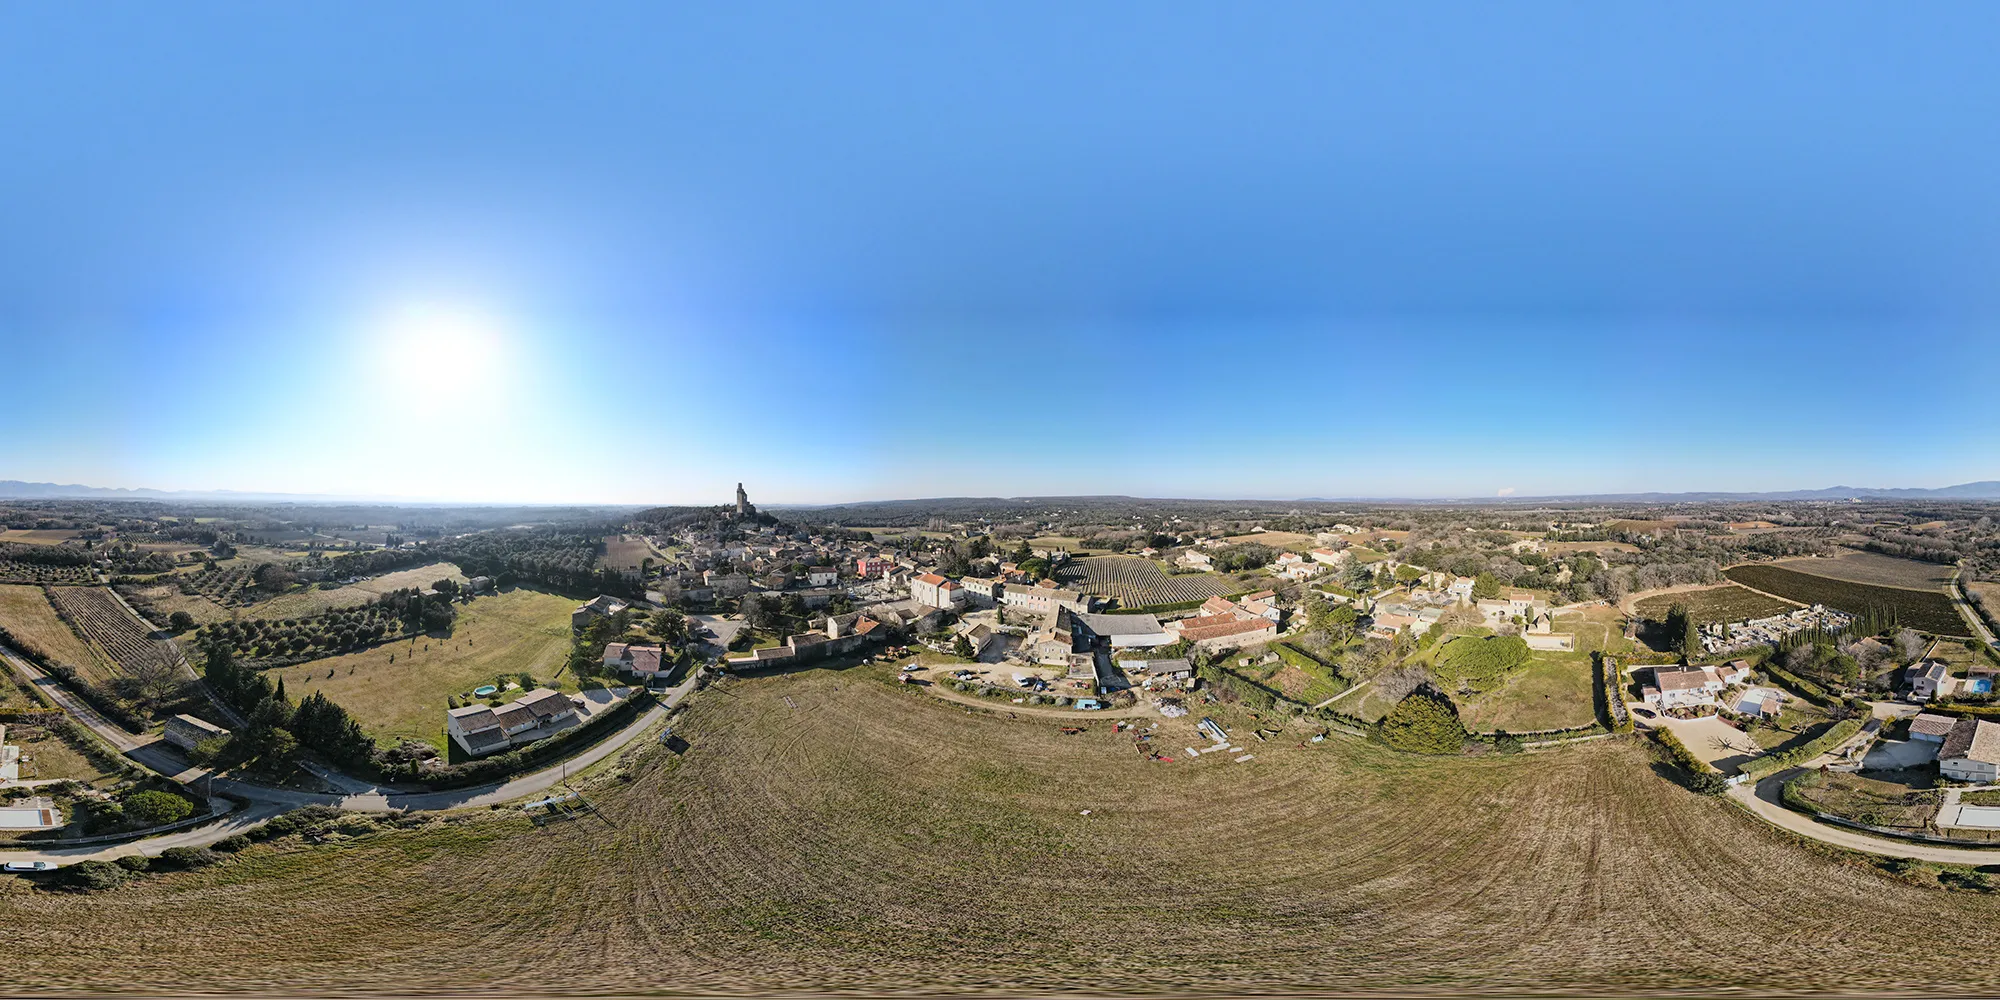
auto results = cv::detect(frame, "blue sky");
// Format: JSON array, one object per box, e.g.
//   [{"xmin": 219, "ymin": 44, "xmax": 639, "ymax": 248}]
[{"xmin": 2, "ymin": 3, "xmax": 1998, "ymax": 503}]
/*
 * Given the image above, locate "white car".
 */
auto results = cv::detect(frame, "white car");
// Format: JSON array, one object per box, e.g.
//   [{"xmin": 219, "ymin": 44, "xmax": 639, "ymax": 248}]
[{"xmin": 3, "ymin": 861, "xmax": 57, "ymax": 873}]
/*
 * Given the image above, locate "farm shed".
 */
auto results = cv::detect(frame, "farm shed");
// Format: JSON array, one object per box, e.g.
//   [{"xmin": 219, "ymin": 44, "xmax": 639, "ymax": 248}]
[
  {"xmin": 163, "ymin": 713, "xmax": 232, "ymax": 752},
  {"xmin": 1072, "ymin": 612, "xmax": 1175, "ymax": 649}
]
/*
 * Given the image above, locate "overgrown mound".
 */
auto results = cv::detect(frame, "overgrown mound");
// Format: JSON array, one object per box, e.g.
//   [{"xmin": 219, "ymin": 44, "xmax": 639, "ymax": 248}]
[{"xmin": 1377, "ymin": 686, "xmax": 1468, "ymax": 755}]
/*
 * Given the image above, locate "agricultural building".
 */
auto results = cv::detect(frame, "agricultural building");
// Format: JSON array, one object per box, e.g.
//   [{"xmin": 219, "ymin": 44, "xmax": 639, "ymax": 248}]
[
  {"xmin": 1070, "ymin": 611, "xmax": 1175, "ymax": 649},
  {"xmin": 163, "ymin": 713, "xmax": 232, "ymax": 752}
]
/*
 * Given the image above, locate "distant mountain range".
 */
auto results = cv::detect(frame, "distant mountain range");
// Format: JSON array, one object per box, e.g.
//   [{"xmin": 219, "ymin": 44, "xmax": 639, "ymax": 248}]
[
  {"xmin": 1470, "ymin": 482, "xmax": 2000, "ymax": 503},
  {"xmin": 0, "ymin": 481, "xmax": 446, "ymax": 504},
  {"xmin": 4, "ymin": 478, "xmax": 1999, "ymax": 506}
]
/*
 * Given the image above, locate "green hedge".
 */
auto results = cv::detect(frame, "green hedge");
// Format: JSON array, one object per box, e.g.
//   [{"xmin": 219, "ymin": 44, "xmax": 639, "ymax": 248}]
[
  {"xmin": 1652, "ymin": 727, "xmax": 1728, "ymax": 794},
  {"xmin": 1759, "ymin": 661, "xmax": 1839, "ymax": 708},
  {"xmin": 1272, "ymin": 643, "xmax": 1349, "ymax": 697},
  {"xmin": 1738, "ymin": 717, "xmax": 1866, "ymax": 779},
  {"xmin": 1653, "ymin": 727, "xmax": 1716, "ymax": 774},
  {"xmin": 1925, "ymin": 701, "xmax": 2000, "ymax": 720},
  {"xmin": 1594, "ymin": 656, "xmax": 1633, "ymax": 734}
]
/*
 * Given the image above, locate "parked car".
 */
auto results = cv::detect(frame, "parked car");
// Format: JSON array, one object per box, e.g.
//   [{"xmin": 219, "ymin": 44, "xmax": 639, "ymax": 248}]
[{"xmin": 3, "ymin": 861, "xmax": 57, "ymax": 873}]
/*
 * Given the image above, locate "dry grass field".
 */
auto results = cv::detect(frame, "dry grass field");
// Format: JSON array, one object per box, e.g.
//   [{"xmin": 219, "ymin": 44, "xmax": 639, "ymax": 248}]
[
  {"xmin": 344, "ymin": 561, "xmax": 467, "ymax": 596},
  {"xmin": 601, "ymin": 534, "xmax": 652, "ymax": 573},
  {"xmin": 6, "ymin": 663, "xmax": 2000, "ymax": 994},
  {"xmin": 129, "ymin": 561, "xmax": 468, "ymax": 625},
  {"xmin": 0, "ymin": 528, "xmax": 84, "ymax": 545},
  {"xmin": 1221, "ymin": 529, "xmax": 1316, "ymax": 550},
  {"xmin": 0, "ymin": 584, "xmax": 116, "ymax": 681},
  {"xmin": 268, "ymin": 587, "xmax": 577, "ymax": 749},
  {"xmin": 1, "ymin": 723, "xmax": 122, "ymax": 786},
  {"xmin": 1454, "ymin": 652, "xmax": 1597, "ymax": 732}
]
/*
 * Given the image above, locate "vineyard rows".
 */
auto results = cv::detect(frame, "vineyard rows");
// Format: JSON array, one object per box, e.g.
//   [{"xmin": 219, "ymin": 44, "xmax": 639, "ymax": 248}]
[
  {"xmin": 1056, "ymin": 556, "xmax": 1237, "ymax": 607},
  {"xmin": 49, "ymin": 586, "xmax": 176, "ymax": 678},
  {"xmin": 1723, "ymin": 564, "xmax": 1969, "ymax": 637}
]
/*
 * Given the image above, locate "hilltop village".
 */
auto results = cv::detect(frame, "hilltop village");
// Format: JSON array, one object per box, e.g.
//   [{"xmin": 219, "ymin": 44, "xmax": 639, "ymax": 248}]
[{"xmin": 8, "ymin": 486, "xmax": 2000, "ymax": 990}]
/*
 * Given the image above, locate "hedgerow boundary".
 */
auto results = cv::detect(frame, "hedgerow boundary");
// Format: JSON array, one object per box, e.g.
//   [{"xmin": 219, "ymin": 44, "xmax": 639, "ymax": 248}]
[{"xmin": 1737, "ymin": 717, "xmax": 1867, "ymax": 780}]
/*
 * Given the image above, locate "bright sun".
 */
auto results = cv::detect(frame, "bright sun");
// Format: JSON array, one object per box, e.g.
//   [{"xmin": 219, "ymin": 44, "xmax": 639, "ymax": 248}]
[{"xmin": 378, "ymin": 305, "xmax": 507, "ymax": 412}]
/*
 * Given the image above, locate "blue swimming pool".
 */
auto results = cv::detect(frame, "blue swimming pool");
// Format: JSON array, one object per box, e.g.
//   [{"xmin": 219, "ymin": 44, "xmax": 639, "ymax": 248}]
[{"xmin": 472, "ymin": 685, "xmax": 499, "ymax": 697}]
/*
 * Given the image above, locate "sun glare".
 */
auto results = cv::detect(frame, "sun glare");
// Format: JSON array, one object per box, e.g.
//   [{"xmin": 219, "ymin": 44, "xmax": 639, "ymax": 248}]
[{"xmin": 377, "ymin": 305, "xmax": 508, "ymax": 413}]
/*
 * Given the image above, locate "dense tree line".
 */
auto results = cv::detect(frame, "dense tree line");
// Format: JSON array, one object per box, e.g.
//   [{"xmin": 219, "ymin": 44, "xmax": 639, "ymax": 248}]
[
  {"xmin": 201, "ymin": 644, "xmax": 375, "ymax": 768},
  {"xmin": 432, "ymin": 531, "xmax": 626, "ymax": 596},
  {"xmin": 0, "ymin": 541, "xmax": 91, "ymax": 566}
]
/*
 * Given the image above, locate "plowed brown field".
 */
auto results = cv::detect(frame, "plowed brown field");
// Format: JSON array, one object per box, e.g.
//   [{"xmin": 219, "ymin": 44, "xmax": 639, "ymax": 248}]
[{"xmin": 4, "ymin": 664, "xmax": 1999, "ymax": 995}]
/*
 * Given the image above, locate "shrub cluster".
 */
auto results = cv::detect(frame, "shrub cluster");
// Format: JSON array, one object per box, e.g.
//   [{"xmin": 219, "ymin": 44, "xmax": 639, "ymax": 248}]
[
  {"xmin": 1377, "ymin": 688, "xmax": 1468, "ymax": 755},
  {"xmin": 1652, "ymin": 727, "xmax": 1728, "ymax": 795},
  {"xmin": 1737, "ymin": 717, "xmax": 1867, "ymax": 779}
]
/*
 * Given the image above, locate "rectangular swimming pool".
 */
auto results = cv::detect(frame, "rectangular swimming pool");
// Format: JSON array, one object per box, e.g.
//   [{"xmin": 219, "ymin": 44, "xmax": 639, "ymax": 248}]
[
  {"xmin": 0, "ymin": 806, "xmax": 61, "ymax": 830},
  {"xmin": 1954, "ymin": 804, "xmax": 2000, "ymax": 829}
]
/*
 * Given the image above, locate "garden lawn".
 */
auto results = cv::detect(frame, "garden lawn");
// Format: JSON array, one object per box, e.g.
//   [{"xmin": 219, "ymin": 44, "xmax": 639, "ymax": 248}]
[
  {"xmin": 1454, "ymin": 652, "xmax": 1597, "ymax": 734},
  {"xmin": 268, "ymin": 587, "xmax": 578, "ymax": 750},
  {"xmin": 1551, "ymin": 607, "xmax": 1635, "ymax": 657},
  {"xmin": 129, "ymin": 562, "xmax": 471, "ymax": 626},
  {"xmin": 1747, "ymin": 700, "xmax": 1834, "ymax": 752},
  {"xmin": 0, "ymin": 583, "xmax": 116, "ymax": 680},
  {"xmin": 3, "ymin": 723, "xmax": 123, "ymax": 786}
]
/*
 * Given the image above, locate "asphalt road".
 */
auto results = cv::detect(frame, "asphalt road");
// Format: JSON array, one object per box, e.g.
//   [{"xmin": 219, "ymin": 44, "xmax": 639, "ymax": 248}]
[
  {"xmin": 1730, "ymin": 769, "xmax": 2000, "ymax": 865},
  {"xmin": 0, "ymin": 646, "xmax": 695, "ymax": 863}
]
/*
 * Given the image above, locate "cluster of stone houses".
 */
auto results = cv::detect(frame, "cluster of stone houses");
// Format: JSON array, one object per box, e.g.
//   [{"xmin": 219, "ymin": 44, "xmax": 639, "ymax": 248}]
[
  {"xmin": 906, "ymin": 570, "xmax": 1099, "ymax": 616},
  {"xmin": 1166, "ymin": 594, "xmax": 1281, "ymax": 651}
]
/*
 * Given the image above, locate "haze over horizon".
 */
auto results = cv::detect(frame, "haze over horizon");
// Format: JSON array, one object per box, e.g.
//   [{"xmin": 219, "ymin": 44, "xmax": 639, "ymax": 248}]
[{"xmin": 5, "ymin": 2, "xmax": 1999, "ymax": 504}]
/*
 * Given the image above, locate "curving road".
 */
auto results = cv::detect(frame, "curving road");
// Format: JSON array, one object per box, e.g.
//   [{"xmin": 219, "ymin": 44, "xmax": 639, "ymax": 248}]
[
  {"xmin": 0, "ymin": 642, "xmax": 693, "ymax": 863},
  {"xmin": 1729, "ymin": 769, "xmax": 2000, "ymax": 865}
]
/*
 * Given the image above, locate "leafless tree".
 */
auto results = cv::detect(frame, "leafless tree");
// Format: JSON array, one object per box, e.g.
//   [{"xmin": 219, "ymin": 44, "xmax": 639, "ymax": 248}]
[
  {"xmin": 1376, "ymin": 664, "xmax": 1434, "ymax": 703},
  {"xmin": 1895, "ymin": 628, "xmax": 1928, "ymax": 663},
  {"xmin": 115, "ymin": 643, "xmax": 189, "ymax": 711}
]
